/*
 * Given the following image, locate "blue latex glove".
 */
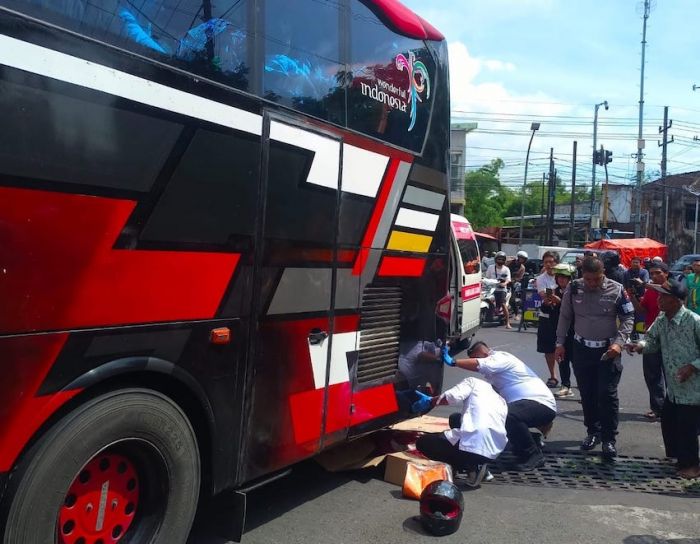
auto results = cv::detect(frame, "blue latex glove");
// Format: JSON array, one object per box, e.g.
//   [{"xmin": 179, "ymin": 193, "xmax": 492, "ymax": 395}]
[
  {"xmin": 441, "ymin": 346, "xmax": 455, "ymax": 366},
  {"xmin": 411, "ymin": 390, "xmax": 433, "ymax": 413}
]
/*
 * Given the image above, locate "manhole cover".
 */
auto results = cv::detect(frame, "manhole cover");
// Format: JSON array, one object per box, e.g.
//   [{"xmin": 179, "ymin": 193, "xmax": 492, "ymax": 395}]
[{"xmin": 486, "ymin": 450, "xmax": 700, "ymax": 497}]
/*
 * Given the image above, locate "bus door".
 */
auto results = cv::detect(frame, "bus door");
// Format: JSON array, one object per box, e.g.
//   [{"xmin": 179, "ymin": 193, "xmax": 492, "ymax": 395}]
[{"xmin": 242, "ymin": 113, "xmax": 343, "ymax": 481}]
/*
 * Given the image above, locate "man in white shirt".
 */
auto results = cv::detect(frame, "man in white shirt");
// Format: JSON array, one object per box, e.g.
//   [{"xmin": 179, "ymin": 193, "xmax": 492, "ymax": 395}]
[
  {"xmin": 442, "ymin": 341, "xmax": 557, "ymax": 471},
  {"xmin": 485, "ymin": 251, "xmax": 512, "ymax": 329},
  {"xmin": 415, "ymin": 377, "xmax": 507, "ymax": 487}
]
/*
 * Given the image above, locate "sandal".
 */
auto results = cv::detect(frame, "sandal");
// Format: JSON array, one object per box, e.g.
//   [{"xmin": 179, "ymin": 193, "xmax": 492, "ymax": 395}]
[
  {"xmin": 643, "ymin": 411, "xmax": 659, "ymax": 420},
  {"xmin": 546, "ymin": 378, "xmax": 558, "ymax": 388}
]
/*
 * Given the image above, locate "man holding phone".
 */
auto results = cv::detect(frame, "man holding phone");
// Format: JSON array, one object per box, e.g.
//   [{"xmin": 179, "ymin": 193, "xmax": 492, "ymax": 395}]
[
  {"xmin": 536, "ymin": 251, "xmax": 560, "ymax": 387},
  {"xmin": 554, "ymin": 256, "xmax": 634, "ymax": 458}
]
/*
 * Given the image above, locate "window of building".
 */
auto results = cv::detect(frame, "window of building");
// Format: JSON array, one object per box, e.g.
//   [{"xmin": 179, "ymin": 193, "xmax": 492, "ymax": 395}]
[
  {"xmin": 450, "ymin": 152, "xmax": 462, "ymax": 190},
  {"xmin": 686, "ymin": 203, "xmax": 697, "ymax": 230}
]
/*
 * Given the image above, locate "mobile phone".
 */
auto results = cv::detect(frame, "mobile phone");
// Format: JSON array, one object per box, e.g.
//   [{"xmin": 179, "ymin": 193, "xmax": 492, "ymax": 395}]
[
  {"xmin": 600, "ymin": 352, "xmax": 610, "ymax": 361},
  {"xmin": 545, "ymin": 288, "xmax": 553, "ymax": 295}
]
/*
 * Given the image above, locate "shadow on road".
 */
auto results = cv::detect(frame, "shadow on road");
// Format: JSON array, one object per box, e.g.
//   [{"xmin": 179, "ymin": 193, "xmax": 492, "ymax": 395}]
[
  {"xmin": 623, "ymin": 536, "xmax": 700, "ymax": 544},
  {"xmin": 189, "ymin": 460, "xmax": 378, "ymax": 542}
]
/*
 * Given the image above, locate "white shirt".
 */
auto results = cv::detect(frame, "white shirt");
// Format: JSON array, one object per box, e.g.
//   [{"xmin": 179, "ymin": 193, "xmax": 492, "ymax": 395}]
[
  {"xmin": 535, "ymin": 272, "xmax": 557, "ymax": 293},
  {"xmin": 441, "ymin": 377, "xmax": 508, "ymax": 459},
  {"xmin": 476, "ymin": 350, "xmax": 557, "ymax": 412},
  {"xmin": 485, "ymin": 264, "xmax": 510, "ymax": 292}
]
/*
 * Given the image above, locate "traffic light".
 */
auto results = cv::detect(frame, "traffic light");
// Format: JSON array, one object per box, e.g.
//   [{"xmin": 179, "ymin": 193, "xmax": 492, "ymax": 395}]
[
  {"xmin": 593, "ymin": 149, "xmax": 602, "ymax": 165},
  {"xmin": 593, "ymin": 147, "xmax": 613, "ymax": 166}
]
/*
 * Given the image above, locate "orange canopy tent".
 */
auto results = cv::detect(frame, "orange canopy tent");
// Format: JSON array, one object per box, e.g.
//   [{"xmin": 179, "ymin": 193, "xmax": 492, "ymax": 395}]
[{"xmin": 583, "ymin": 238, "xmax": 667, "ymax": 267}]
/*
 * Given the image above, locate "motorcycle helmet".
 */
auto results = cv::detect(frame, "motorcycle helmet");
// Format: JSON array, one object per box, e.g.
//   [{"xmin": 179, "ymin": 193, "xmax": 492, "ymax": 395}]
[
  {"xmin": 495, "ymin": 251, "xmax": 507, "ymax": 260},
  {"xmin": 553, "ymin": 263, "xmax": 575, "ymax": 277},
  {"xmin": 601, "ymin": 250, "xmax": 620, "ymax": 268},
  {"xmin": 516, "ymin": 250, "xmax": 528, "ymax": 260},
  {"xmin": 419, "ymin": 480, "xmax": 464, "ymax": 536}
]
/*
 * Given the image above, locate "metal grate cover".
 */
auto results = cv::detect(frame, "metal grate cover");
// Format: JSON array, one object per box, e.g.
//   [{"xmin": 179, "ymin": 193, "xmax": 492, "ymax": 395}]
[
  {"xmin": 485, "ymin": 450, "xmax": 700, "ymax": 497},
  {"xmin": 356, "ymin": 285, "xmax": 401, "ymax": 384}
]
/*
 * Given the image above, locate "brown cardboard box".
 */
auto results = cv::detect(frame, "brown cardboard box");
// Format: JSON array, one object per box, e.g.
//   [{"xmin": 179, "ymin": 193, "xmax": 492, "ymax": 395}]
[
  {"xmin": 384, "ymin": 451, "xmax": 447, "ymax": 486},
  {"xmin": 389, "ymin": 415, "xmax": 450, "ymax": 434}
]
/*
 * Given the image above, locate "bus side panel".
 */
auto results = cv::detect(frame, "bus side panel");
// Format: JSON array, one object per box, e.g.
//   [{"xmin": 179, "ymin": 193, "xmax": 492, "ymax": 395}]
[{"xmin": 0, "ymin": 23, "xmax": 263, "ymax": 493}]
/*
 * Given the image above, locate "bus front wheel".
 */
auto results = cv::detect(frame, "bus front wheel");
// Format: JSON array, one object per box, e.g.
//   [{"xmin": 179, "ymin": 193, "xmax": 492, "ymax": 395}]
[{"xmin": 2, "ymin": 388, "xmax": 200, "ymax": 544}]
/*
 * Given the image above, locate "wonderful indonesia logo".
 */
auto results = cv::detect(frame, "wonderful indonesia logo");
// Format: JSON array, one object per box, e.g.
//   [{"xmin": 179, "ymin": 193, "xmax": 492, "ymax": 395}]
[{"xmin": 359, "ymin": 51, "xmax": 431, "ymax": 131}]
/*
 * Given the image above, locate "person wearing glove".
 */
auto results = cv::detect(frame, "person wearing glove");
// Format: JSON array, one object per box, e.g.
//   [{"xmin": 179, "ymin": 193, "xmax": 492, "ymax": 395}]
[
  {"xmin": 414, "ymin": 375, "xmax": 507, "ymax": 487},
  {"xmin": 440, "ymin": 342, "xmax": 556, "ymax": 472}
]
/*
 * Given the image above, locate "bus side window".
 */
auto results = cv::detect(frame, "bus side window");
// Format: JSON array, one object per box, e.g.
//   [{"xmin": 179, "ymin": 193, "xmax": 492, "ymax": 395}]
[
  {"xmin": 262, "ymin": 0, "xmax": 345, "ymax": 125},
  {"xmin": 6, "ymin": 0, "xmax": 251, "ymax": 92}
]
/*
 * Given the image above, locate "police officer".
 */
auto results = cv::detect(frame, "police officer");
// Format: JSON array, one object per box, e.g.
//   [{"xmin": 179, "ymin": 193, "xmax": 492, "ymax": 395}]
[{"xmin": 554, "ymin": 256, "xmax": 634, "ymax": 458}]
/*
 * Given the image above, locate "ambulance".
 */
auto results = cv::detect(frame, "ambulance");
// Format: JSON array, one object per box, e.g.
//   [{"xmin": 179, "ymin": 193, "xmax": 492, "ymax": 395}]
[{"xmin": 449, "ymin": 214, "xmax": 483, "ymax": 349}]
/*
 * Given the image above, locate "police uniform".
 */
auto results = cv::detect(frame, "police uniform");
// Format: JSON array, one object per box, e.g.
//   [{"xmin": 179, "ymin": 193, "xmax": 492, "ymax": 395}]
[{"xmin": 556, "ymin": 278, "xmax": 634, "ymax": 445}]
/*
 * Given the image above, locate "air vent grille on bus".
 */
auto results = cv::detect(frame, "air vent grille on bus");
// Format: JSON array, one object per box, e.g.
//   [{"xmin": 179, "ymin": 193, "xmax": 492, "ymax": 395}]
[{"xmin": 356, "ymin": 285, "xmax": 402, "ymax": 384}]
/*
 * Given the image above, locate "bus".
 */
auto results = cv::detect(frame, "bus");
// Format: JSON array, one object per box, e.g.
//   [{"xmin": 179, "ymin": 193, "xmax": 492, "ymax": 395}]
[{"xmin": 0, "ymin": 1, "xmax": 450, "ymax": 542}]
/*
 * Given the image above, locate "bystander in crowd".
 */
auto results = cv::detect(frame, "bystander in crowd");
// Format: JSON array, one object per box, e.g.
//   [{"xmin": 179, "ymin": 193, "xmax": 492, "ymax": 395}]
[
  {"xmin": 536, "ymin": 251, "xmax": 560, "ymax": 387},
  {"xmin": 628, "ymin": 275, "xmax": 700, "ymax": 479},
  {"xmin": 627, "ymin": 262, "xmax": 669, "ymax": 420}
]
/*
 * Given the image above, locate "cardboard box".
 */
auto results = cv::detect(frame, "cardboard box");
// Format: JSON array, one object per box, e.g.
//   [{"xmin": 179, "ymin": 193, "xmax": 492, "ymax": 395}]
[
  {"xmin": 388, "ymin": 415, "xmax": 449, "ymax": 434},
  {"xmin": 384, "ymin": 451, "xmax": 447, "ymax": 486}
]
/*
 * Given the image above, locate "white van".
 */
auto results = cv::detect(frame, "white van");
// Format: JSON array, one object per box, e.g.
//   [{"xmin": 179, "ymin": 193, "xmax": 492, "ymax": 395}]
[{"xmin": 449, "ymin": 214, "xmax": 482, "ymax": 349}]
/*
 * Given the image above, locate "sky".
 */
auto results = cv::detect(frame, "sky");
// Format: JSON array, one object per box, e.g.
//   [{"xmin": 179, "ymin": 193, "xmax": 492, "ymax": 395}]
[{"xmin": 402, "ymin": 0, "xmax": 700, "ymax": 194}]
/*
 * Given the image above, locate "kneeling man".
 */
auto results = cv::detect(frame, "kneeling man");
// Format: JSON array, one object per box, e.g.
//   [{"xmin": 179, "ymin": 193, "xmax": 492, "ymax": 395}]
[{"xmin": 443, "ymin": 341, "xmax": 557, "ymax": 471}]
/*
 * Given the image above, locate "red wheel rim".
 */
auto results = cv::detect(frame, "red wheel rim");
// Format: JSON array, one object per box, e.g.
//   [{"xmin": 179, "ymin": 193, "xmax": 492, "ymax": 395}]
[{"xmin": 58, "ymin": 452, "xmax": 139, "ymax": 544}]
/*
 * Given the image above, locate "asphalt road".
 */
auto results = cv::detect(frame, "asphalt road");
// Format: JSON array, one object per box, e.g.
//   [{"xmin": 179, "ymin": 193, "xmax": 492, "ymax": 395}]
[{"xmin": 188, "ymin": 323, "xmax": 700, "ymax": 544}]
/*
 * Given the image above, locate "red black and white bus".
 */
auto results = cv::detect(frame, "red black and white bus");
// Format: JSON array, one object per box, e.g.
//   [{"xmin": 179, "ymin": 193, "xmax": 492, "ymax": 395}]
[{"xmin": 0, "ymin": 0, "xmax": 450, "ymax": 541}]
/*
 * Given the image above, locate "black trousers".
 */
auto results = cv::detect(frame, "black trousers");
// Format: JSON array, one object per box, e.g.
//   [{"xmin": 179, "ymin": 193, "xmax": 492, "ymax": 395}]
[
  {"xmin": 506, "ymin": 400, "xmax": 556, "ymax": 457},
  {"xmin": 642, "ymin": 351, "xmax": 665, "ymax": 416},
  {"xmin": 661, "ymin": 399, "xmax": 700, "ymax": 469},
  {"xmin": 571, "ymin": 340, "xmax": 622, "ymax": 442},
  {"xmin": 558, "ymin": 336, "xmax": 574, "ymax": 388},
  {"xmin": 416, "ymin": 433, "xmax": 491, "ymax": 471}
]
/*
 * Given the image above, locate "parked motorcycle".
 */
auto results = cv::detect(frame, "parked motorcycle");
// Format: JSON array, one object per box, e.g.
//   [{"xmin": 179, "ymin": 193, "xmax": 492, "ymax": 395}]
[
  {"xmin": 509, "ymin": 273, "xmax": 534, "ymax": 319},
  {"xmin": 480, "ymin": 277, "xmax": 510, "ymax": 326}
]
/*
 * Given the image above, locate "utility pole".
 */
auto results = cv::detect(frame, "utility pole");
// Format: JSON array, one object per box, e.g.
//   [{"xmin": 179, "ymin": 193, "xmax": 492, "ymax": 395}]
[
  {"xmin": 658, "ymin": 106, "xmax": 673, "ymax": 243},
  {"xmin": 590, "ymin": 101, "xmax": 608, "ymax": 217},
  {"xmin": 546, "ymin": 148, "xmax": 555, "ymax": 245},
  {"xmin": 540, "ymin": 172, "xmax": 546, "ymax": 243},
  {"xmin": 569, "ymin": 141, "xmax": 577, "ymax": 246},
  {"xmin": 634, "ymin": 0, "xmax": 650, "ymax": 237}
]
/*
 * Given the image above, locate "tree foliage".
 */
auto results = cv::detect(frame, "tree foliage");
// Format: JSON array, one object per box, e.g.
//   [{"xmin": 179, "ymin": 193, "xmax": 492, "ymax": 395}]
[{"xmin": 463, "ymin": 158, "xmax": 594, "ymax": 228}]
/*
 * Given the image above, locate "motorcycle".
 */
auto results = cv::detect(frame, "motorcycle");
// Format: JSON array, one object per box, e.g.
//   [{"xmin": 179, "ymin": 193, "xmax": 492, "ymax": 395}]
[
  {"xmin": 480, "ymin": 277, "xmax": 510, "ymax": 326},
  {"xmin": 509, "ymin": 273, "xmax": 535, "ymax": 319}
]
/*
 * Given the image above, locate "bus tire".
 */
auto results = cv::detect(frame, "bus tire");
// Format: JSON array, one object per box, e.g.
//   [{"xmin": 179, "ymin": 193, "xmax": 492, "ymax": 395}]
[{"xmin": 2, "ymin": 388, "xmax": 200, "ymax": 544}]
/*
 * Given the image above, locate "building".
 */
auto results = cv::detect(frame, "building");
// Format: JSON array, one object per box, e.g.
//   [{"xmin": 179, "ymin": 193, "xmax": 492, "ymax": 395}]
[
  {"xmin": 641, "ymin": 171, "xmax": 700, "ymax": 260},
  {"xmin": 449, "ymin": 123, "xmax": 478, "ymax": 215}
]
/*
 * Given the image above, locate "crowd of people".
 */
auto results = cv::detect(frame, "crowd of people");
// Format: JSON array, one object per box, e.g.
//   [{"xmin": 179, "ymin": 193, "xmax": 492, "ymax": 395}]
[{"xmin": 414, "ymin": 253, "xmax": 700, "ymax": 487}]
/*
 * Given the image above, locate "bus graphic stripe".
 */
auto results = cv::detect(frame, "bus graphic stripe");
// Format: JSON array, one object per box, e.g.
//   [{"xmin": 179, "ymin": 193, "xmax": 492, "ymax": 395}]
[
  {"xmin": 352, "ymin": 159, "xmax": 401, "ymax": 275},
  {"xmin": 377, "ymin": 256, "xmax": 426, "ymax": 277},
  {"xmin": 270, "ymin": 121, "xmax": 340, "ymax": 190},
  {"xmin": 0, "ymin": 34, "xmax": 262, "ymax": 135},
  {"xmin": 349, "ymin": 383, "xmax": 398, "ymax": 426},
  {"xmin": 0, "ymin": 187, "xmax": 240, "ymax": 334},
  {"xmin": 0, "ymin": 333, "xmax": 76, "ymax": 472},
  {"xmin": 341, "ymin": 144, "xmax": 389, "ymax": 197},
  {"xmin": 386, "ymin": 230, "xmax": 432, "ymax": 253},
  {"xmin": 402, "ymin": 185, "xmax": 446, "ymax": 210},
  {"xmin": 394, "ymin": 208, "xmax": 440, "ymax": 232}
]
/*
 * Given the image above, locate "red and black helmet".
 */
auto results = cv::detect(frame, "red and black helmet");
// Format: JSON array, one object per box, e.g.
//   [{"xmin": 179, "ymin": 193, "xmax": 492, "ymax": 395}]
[{"xmin": 419, "ymin": 480, "xmax": 464, "ymax": 536}]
